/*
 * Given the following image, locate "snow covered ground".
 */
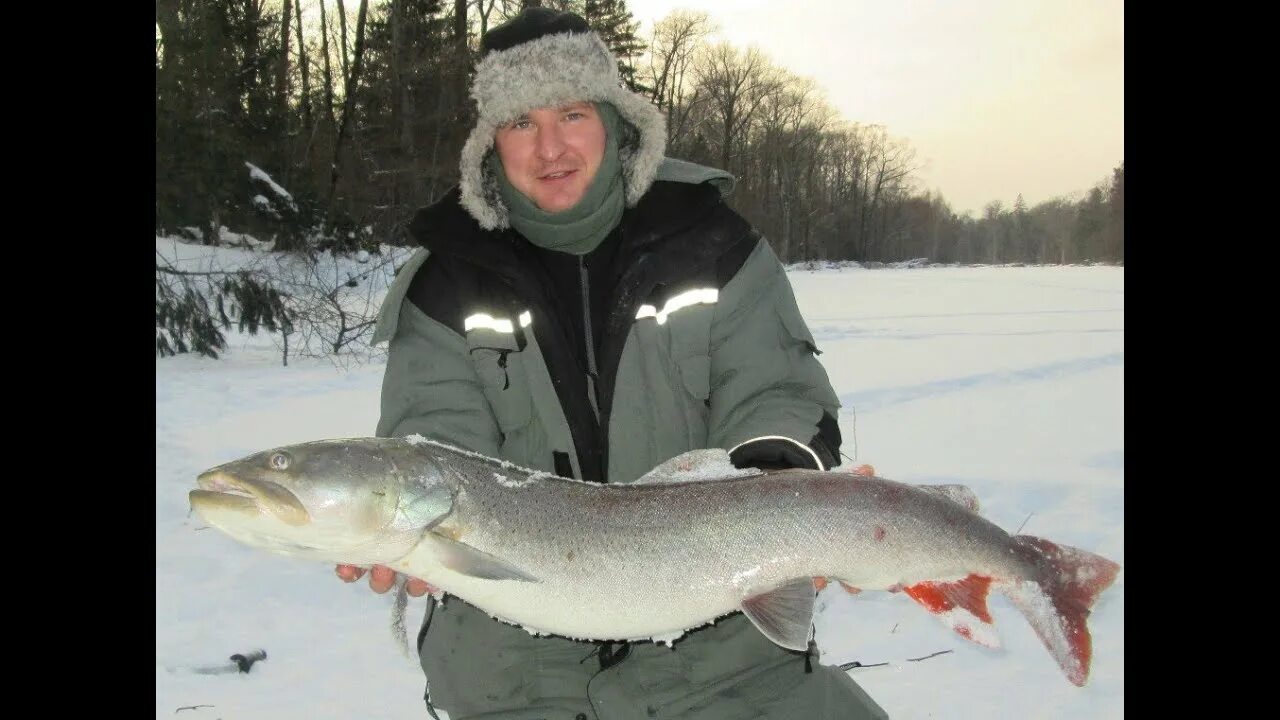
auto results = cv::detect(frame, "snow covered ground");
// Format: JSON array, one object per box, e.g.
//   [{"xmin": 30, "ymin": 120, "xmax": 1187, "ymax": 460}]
[{"xmin": 156, "ymin": 243, "xmax": 1122, "ymax": 719}]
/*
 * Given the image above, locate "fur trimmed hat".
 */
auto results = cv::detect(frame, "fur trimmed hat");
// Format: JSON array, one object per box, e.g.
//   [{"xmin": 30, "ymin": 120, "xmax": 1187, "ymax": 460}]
[{"xmin": 458, "ymin": 7, "xmax": 667, "ymax": 230}]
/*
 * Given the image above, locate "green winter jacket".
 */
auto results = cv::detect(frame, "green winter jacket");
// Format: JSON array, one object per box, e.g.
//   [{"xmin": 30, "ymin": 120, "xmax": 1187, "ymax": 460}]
[{"xmin": 371, "ymin": 159, "xmax": 887, "ymax": 719}]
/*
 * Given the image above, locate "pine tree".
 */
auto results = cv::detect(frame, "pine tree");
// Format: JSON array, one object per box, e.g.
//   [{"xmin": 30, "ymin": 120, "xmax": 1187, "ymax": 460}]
[{"xmin": 582, "ymin": 0, "xmax": 649, "ymax": 95}]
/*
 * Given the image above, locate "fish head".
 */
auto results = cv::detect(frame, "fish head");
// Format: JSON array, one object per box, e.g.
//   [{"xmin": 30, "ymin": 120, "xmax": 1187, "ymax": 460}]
[{"xmin": 189, "ymin": 438, "xmax": 456, "ymax": 565}]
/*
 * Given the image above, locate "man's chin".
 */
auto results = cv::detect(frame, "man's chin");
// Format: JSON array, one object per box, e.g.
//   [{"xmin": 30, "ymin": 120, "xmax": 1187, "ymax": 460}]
[{"xmin": 533, "ymin": 191, "xmax": 586, "ymax": 214}]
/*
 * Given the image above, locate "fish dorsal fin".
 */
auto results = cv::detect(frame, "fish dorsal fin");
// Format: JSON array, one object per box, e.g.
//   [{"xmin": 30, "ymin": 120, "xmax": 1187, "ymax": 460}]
[
  {"xmin": 740, "ymin": 578, "xmax": 817, "ymax": 651},
  {"xmin": 916, "ymin": 483, "xmax": 981, "ymax": 513},
  {"xmin": 423, "ymin": 532, "xmax": 540, "ymax": 582},
  {"xmin": 636, "ymin": 449, "xmax": 762, "ymax": 484}
]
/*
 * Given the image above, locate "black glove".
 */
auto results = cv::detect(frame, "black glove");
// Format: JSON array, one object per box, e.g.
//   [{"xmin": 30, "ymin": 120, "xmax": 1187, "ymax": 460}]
[{"xmin": 728, "ymin": 435, "xmax": 832, "ymax": 471}]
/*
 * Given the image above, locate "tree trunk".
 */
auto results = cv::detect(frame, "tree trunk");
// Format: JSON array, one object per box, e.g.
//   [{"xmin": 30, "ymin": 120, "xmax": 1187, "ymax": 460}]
[
  {"xmin": 277, "ymin": 0, "xmax": 291, "ymax": 119},
  {"xmin": 453, "ymin": 0, "xmax": 470, "ymax": 128},
  {"xmin": 337, "ymin": 0, "xmax": 351, "ymax": 85},
  {"xmin": 327, "ymin": 0, "xmax": 370, "ymax": 229},
  {"xmin": 478, "ymin": 0, "xmax": 499, "ymax": 37},
  {"xmin": 454, "ymin": 0, "xmax": 466, "ymax": 46},
  {"xmin": 320, "ymin": 0, "xmax": 335, "ymax": 126},
  {"xmin": 295, "ymin": 0, "xmax": 311, "ymax": 127},
  {"xmin": 720, "ymin": 105, "xmax": 734, "ymax": 174},
  {"xmin": 277, "ymin": 0, "xmax": 293, "ymax": 181},
  {"xmin": 242, "ymin": 0, "xmax": 262, "ymax": 121},
  {"xmin": 392, "ymin": 0, "xmax": 418, "ymax": 205},
  {"xmin": 428, "ymin": 77, "xmax": 446, "ymax": 201}
]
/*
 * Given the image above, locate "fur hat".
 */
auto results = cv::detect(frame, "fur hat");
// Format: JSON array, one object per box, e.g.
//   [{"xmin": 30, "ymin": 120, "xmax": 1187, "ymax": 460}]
[{"xmin": 458, "ymin": 7, "xmax": 667, "ymax": 230}]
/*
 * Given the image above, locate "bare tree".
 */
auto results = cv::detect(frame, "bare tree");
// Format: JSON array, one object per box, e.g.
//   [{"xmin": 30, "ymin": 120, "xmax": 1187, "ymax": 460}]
[
  {"xmin": 327, "ymin": 0, "xmax": 372, "ymax": 227},
  {"xmin": 295, "ymin": 0, "xmax": 311, "ymax": 127},
  {"xmin": 694, "ymin": 43, "xmax": 780, "ymax": 175},
  {"xmin": 337, "ymin": 0, "xmax": 352, "ymax": 83},
  {"xmin": 750, "ymin": 73, "xmax": 833, "ymax": 260},
  {"xmin": 277, "ymin": 0, "xmax": 292, "ymax": 125},
  {"xmin": 270, "ymin": 0, "xmax": 296, "ymax": 188},
  {"xmin": 391, "ymin": 0, "xmax": 415, "ymax": 197},
  {"xmin": 983, "ymin": 200, "xmax": 1005, "ymax": 263},
  {"xmin": 475, "ymin": 0, "xmax": 522, "ymax": 36},
  {"xmin": 264, "ymin": 249, "xmax": 401, "ymax": 366},
  {"xmin": 319, "ymin": 0, "xmax": 337, "ymax": 126},
  {"xmin": 641, "ymin": 10, "xmax": 713, "ymax": 153},
  {"xmin": 455, "ymin": 0, "xmax": 467, "ymax": 44}
]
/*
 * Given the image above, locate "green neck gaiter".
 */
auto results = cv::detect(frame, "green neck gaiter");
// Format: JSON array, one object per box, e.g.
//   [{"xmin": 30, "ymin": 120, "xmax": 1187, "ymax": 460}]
[{"xmin": 490, "ymin": 102, "xmax": 626, "ymax": 255}]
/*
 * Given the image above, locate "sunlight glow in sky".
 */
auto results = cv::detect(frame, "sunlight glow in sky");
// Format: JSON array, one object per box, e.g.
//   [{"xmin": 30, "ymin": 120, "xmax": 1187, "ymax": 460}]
[{"xmin": 627, "ymin": 0, "xmax": 1124, "ymax": 216}]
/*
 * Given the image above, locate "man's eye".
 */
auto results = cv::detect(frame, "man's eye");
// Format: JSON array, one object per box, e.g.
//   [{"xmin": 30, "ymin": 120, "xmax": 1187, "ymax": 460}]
[
  {"xmin": 565, "ymin": 112, "xmax": 584, "ymax": 121},
  {"xmin": 513, "ymin": 120, "xmax": 532, "ymax": 130}
]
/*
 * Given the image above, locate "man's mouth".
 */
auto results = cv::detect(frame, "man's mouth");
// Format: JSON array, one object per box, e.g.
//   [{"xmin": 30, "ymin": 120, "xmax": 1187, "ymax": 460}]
[{"xmin": 540, "ymin": 170, "xmax": 577, "ymax": 182}]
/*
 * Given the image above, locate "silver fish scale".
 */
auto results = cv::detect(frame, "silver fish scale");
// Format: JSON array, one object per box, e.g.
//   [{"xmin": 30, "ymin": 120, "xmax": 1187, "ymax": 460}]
[{"xmin": 397, "ymin": 451, "xmax": 1032, "ymax": 643}]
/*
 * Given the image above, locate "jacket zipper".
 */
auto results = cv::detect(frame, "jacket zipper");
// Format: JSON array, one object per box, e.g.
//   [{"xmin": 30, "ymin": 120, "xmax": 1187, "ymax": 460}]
[{"xmin": 580, "ymin": 256, "xmax": 601, "ymax": 422}]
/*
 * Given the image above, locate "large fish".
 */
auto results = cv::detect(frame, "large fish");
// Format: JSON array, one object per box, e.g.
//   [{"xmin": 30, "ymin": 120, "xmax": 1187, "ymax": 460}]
[{"xmin": 189, "ymin": 435, "xmax": 1120, "ymax": 686}]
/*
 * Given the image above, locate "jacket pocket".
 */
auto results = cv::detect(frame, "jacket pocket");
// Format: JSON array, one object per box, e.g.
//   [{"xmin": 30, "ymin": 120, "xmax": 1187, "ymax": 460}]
[
  {"xmin": 676, "ymin": 354, "xmax": 711, "ymax": 402},
  {"xmin": 466, "ymin": 326, "xmax": 532, "ymax": 433},
  {"xmin": 665, "ymin": 301, "xmax": 714, "ymax": 403},
  {"xmin": 777, "ymin": 302, "xmax": 821, "ymax": 355}
]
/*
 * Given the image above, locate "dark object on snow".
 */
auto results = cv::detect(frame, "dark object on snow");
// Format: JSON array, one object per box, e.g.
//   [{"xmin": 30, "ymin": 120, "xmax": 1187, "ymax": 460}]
[
  {"xmin": 164, "ymin": 648, "xmax": 269, "ymax": 675},
  {"xmin": 230, "ymin": 649, "xmax": 267, "ymax": 673}
]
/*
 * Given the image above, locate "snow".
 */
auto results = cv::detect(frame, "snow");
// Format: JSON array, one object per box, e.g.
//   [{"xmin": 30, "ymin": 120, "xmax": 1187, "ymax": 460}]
[{"xmin": 156, "ymin": 248, "xmax": 1122, "ymax": 719}]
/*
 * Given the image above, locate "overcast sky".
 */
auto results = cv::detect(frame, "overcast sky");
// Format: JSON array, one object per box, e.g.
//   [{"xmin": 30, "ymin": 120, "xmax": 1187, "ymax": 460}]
[{"xmin": 626, "ymin": 0, "xmax": 1124, "ymax": 217}]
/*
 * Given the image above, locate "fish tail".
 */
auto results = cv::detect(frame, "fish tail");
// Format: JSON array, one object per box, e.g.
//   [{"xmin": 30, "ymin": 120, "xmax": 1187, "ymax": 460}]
[{"xmin": 1004, "ymin": 535, "xmax": 1121, "ymax": 686}]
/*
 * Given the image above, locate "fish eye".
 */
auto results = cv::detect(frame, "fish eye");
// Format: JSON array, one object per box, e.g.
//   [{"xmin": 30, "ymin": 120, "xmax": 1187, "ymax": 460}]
[{"xmin": 269, "ymin": 452, "xmax": 291, "ymax": 471}]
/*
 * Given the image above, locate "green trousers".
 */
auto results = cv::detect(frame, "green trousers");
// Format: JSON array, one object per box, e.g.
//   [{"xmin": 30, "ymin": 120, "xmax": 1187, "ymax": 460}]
[{"xmin": 417, "ymin": 598, "xmax": 889, "ymax": 720}]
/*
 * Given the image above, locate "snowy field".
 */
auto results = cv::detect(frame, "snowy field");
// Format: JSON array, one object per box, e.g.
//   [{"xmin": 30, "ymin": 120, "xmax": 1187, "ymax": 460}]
[{"xmin": 156, "ymin": 238, "xmax": 1123, "ymax": 719}]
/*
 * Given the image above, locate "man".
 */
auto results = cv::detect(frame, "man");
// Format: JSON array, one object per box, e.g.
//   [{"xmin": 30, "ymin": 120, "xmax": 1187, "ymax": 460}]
[{"xmin": 341, "ymin": 8, "xmax": 889, "ymax": 719}]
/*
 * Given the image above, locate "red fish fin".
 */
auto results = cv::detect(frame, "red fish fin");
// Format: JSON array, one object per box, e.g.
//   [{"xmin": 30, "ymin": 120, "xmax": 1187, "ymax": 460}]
[
  {"xmin": 904, "ymin": 574, "xmax": 1000, "ymax": 648},
  {"xmin": 1006, "ymin": 536, "xmax": 1121, "ymax": 686}
]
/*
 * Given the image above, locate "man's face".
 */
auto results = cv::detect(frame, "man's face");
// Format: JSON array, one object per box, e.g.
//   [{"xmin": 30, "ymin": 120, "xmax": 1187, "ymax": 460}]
[{"xmin": 494, "ymin": 101, "xmax": 607, "ymax": 214}]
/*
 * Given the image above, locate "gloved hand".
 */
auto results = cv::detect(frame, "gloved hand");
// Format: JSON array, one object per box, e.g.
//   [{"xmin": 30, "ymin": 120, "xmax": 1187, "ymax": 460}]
[{"xmin": 729, "ymin": 436, "xmax": 830, "ymax": 470}]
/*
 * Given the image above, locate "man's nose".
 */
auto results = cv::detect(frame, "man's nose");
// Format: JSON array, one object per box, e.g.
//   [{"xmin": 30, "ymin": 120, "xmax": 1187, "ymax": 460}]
[{"xmin": 535, "ymin": 124, "xmax": 566, "ymax": 161}]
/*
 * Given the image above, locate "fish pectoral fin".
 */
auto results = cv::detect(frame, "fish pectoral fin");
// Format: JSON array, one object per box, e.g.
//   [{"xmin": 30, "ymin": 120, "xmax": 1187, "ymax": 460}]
[
  {"xmin": 424, "ymin": 532, "xmax": 540, "ymax": 583},
  {"xmin": 390, "ymin": 576, "xmax": 411, "ymax": 657},
  {"xmin": 740, "ymin": 578, "xmax": 817, "ymax": 651}
]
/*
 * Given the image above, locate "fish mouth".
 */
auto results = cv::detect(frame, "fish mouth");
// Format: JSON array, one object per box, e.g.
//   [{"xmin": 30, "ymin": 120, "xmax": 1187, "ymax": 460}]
[{"xmin": 190, "ymin": 471, "xmax": 311, "ymax": 526}]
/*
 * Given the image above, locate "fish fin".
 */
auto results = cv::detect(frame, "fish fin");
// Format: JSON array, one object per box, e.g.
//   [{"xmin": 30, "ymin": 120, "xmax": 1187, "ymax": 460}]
[
  {"xmin": 904, "ymin": 574, "xmax": 1001, "ymax": 648},
  {"xmin": 424, "ymin": 532, "xmax": 541, "ymax": 582},
  {"xmin": 390, "ymin": 575, "xmax": 411, "ymax": 657},
  {"xmin": 816, "ymin": 578, "xmax": 862, "ymax": 594},
  {"xmin": 741, "ymin": 578, "xmax": 817, "ymax": 651},
  {"xmin": 636, "ymin": 449, "xmax": 761, "ymax": 483},
  {"xmin": 1005, "ymin": 536, "xmax": 1121, "ymax": 686},
  {"xmin": 915, "ymin": 484, "xmax": 980, "ymax": 513}
]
